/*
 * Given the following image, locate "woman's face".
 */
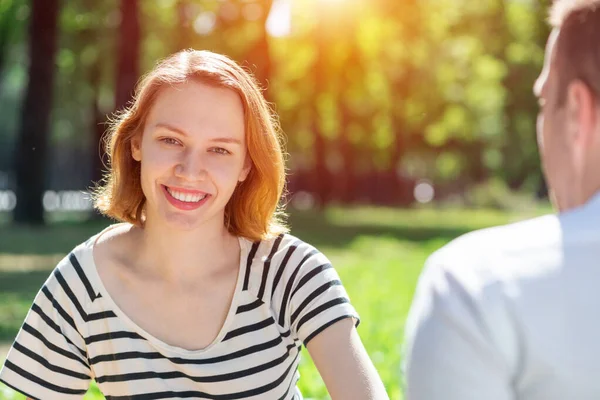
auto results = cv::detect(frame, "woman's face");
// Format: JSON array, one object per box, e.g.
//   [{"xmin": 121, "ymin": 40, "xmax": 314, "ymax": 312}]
[{"xmin": 131, "ymin": 80, "xmax": 250, "ymax": 231}]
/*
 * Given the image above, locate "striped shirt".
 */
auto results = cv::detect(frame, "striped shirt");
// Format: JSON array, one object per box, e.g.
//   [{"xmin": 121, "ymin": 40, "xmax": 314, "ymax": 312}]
[{"xmin": 0, "ymin": 227, "xmax": 359, "ymax": 399}]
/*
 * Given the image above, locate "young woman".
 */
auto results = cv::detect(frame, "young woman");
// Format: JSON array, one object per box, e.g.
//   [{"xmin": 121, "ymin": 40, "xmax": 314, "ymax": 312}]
[{"xmin": 0, "ymin": 50, "xmax": 387, "ymax": 399}]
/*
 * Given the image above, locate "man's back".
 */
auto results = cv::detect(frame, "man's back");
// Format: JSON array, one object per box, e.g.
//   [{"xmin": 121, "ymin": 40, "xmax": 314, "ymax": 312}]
[{"xmin": 404, "ymin": 193, "xmax": 600, "ymax": 400}]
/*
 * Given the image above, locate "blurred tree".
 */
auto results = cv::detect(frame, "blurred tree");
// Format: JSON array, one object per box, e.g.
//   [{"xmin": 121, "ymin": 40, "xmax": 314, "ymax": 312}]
[
  {"xmin": 502, "ymin": 0, "xmax": 550, "ymax": 191},
  {"xmin": 87, "ymin": 1, "xmax": 116, "ymax": 191},
  {"xmin": 245, "ymin": 0, "xmax": 274, "ymax": 99},
  {"xmin": 310, "ymin": 6, "xmax": 331, "ymax": 207},
  {"xmin": 176, "ymin": 0, "xmax": 194, "ymax": 51},
  {"xmin": 90, "ymin": 0, "xmax": 139, "ymax": 206},
  {"xmin": 0, "ymin": 0, "xmax": 21, "ymax": 92},
  {"xmin": 115, "ymin": 0, "xmax": 140, "ymax": 113},
  {"xmin": 211, "ymin": 0, "xmax": 274, "ymax": 98},
  {"xmin": 336, "ymin": 48, "xmax": 359, "ymax": 204},
  {"xmin": 55, "ymin": 0, "xmax": 118, "ymax": 190},
  {"xmin": 385, "ymin": 0, "xmax": 428, "ymax": 205},
  {"xmin": 0, "ymin": 0, "xmax": 27, "ymax": 176},
  {"xmin": 333, "ymin": 3, "xmax": 360, "ymax": 204},
  {"xmin": 13, "ymin": 0, "xmax": 60, "ymax": 224},
  {"xmin": 397, "ymin": 0, "xmax": 548, "ymax": 198}
]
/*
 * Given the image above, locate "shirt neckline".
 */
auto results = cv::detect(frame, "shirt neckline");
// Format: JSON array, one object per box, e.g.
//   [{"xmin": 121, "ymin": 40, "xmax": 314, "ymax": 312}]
[{"xmin": 83, "ymin": 222, "xmax": 250, "ymax": 357}]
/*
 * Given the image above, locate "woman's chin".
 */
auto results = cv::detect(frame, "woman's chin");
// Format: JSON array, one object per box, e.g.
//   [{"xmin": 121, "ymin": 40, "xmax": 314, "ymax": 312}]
[{"xmin": 149, "ymin": 208, "xmax": 224, "ymax": 233}]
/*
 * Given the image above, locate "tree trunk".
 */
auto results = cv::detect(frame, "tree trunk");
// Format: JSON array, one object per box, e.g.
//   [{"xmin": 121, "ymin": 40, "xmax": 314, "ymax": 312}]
[
  {"xmin": 0, "ymin": 0, "xmax": 20, "ymax": 94},
  {"xmin": 176, "ymin": 0, "xmax": 193, "ymax": 51},
  {"xmin": 115, "ymin": 0, "xmax": 140, "ymax": 113},
  {"xmin": 13, "ymin": 0, "xmax": 60, "ymax": 225},
  {"xmin": 311, "ymin": 12, "xmax": 330, "ymax": 207},
  {"xmin": 338, "ymin": 98, "xmax": 354, "ymax": 203},
  {"xmin": 338, "ymin": 42, "xmax": 359, "ymax": 204},
  {"xmin": 90, "ymin": 60, "xmax": 106, "ymax": 188},
  {"xmin": 246, "ymin": 0, "xmax": 273, "ymax": 99},
  {"xmin": 388, "ymin": 0, "xmax": 421, "ymax": 205}
]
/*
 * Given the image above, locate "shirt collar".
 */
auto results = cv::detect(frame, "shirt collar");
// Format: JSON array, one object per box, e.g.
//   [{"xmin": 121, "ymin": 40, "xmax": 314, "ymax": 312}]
[{"xmin": 586, "ymin": 190, "xmax": 600, "ymax": 210}]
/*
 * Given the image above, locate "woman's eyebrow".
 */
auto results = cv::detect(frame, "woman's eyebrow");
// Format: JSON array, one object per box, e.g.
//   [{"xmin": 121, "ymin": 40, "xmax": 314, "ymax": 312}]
[
  {"xmin": 154, "ymin": 123, "xmax": 242, "ymax": 145},
  {"xmin": 210, "ymin": 137, "xmax": 242, "ymax": 145},
  {"xmin": 154, "ymin": 122, "xmax": 188, "ymax": 136}
]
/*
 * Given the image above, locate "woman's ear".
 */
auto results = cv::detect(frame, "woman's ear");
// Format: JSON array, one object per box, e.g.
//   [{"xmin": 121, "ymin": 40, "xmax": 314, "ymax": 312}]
[
  {"xmin": 239, "ymin": 156, "xmax": 252, "ymax": 182},
  {"xmin": 131, "ymin": 135, "xmax": 142, "ymax": 161}
]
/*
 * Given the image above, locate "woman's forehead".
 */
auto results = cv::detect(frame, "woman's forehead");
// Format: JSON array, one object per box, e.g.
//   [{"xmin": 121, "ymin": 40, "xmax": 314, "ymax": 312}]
[{"xmin": 145, "ymin": 81, "xmax": 245, "ymax": 137}]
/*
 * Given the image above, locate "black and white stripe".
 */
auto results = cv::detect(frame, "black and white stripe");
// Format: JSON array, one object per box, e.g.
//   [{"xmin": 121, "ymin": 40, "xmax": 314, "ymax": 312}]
[{"xmin": 0, "ymin": 230, "xmax": 359, "ymax": 399}]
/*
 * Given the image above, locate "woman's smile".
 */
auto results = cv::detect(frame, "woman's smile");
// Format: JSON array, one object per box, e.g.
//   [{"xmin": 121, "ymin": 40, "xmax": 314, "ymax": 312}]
[{"xmin": 162, "ymin": 184, "xmax": 212, "ymax": 211}]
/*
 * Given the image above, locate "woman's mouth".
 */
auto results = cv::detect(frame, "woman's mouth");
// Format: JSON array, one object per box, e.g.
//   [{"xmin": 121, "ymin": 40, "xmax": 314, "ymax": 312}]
[
  {"xmin": 166, "ymin": 187, "xmax": 208, "ymax": 203},
  {"xmin": 162, "ymin": 185, "xmax": 211, "ymax": 210}
]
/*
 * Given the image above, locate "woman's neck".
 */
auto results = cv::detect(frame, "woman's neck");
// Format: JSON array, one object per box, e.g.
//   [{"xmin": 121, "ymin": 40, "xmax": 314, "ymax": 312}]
[{"xmin": 131, "ymin": 217, "xmax": 240, "ymax": 285}]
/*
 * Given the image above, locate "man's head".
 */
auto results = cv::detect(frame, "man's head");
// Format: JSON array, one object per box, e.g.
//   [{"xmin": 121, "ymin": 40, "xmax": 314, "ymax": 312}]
[{"xmin": 534, "ymin": 0, "xmax": 600, "ymax": 211}]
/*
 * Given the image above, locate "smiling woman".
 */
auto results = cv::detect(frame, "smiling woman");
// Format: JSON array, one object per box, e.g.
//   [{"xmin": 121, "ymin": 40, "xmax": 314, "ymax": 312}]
[{"xmin": 0, "ymin": 50, "xmax": 388, "ymax": 400}]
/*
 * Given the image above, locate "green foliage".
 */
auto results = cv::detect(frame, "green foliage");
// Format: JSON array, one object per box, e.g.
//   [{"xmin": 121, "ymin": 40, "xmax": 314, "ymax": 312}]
[{"xmin": 465, "ymin": 177, "xmax": 542, "ymax": 210}]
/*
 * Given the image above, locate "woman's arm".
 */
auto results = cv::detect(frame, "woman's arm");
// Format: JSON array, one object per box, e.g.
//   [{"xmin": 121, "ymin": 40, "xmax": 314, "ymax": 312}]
[{"xmin": 306, "ymin": 318, "xmax": 388, "ymax": 400}]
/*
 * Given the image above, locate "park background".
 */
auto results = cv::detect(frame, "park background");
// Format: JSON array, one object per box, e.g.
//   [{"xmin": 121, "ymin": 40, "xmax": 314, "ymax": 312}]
[{"xmin": 0, "ymin": 0, "xmax": 554, "ymax": 398}]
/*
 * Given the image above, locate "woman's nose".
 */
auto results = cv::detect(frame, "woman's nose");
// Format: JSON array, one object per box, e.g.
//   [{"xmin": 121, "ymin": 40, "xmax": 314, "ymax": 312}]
[{"xmin": 174, "ymin": 151, "xmax": 208, "ymax": 181}]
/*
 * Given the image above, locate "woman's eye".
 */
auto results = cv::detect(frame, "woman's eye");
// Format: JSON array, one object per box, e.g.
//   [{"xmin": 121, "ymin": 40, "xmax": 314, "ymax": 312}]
[
  {"xmin": 161, "ymin": 137, "xmax": 180, "ymax": 146},
  {"xmin": 211, "ymin": 147, "xmax": 231, "ymax": 155}
]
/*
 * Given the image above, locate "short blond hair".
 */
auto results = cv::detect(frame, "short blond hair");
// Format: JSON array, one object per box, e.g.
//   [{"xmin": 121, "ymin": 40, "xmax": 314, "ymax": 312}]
[
  {"xmin": 549, "ymin": 0, "xmax": 600, "ymax": 103},
  {"xmin": 93, "ymin": 50, "xmax": 288, "ymax": 241}
]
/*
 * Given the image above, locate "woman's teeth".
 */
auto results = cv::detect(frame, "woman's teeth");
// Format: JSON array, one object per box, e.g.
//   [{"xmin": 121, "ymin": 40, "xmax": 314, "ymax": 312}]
[{"xmin": 167, "ymin": 188, "xmax": 208, "ymax": 203}]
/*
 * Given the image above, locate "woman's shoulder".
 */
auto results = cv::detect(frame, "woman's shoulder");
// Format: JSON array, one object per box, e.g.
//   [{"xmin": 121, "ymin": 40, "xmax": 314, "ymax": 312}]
[
  {"xmin": 248, "ymin": 232, "xmax": 320, "ymax": 254},
  {"xmin": 48, "ymin": 223, "xmax": 132, "ymax": 288},
  {"xmin": 88, "ymin": 222, "xmax": 136, "ymax": 265},
  {"xmin": 245, "ymin": 232, "xmax": 330, "ymax": 271}
]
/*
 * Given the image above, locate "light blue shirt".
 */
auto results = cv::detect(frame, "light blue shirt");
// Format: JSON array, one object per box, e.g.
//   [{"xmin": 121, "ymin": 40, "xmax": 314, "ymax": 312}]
[{"xmin": 404, "ymin": 192, "xmax": 600, "ymax": 400}]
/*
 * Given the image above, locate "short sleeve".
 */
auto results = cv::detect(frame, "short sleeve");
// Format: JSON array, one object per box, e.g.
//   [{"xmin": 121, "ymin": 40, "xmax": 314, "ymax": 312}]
[
  {"xmin": 273, "ymin": 239, "xmax": 360, "ymax": 346},
  {"xmin": 0, "ymin": 260, "xmax": 92, "ymax": 399}
]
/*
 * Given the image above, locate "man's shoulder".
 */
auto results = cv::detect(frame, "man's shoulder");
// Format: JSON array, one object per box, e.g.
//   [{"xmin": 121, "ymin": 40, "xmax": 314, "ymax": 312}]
[
  {"xmin": 442, "ymin": 196, "xmax": 600, "ymax": 262},
  {"xmin": 424, "ymin": 214, "xmax": 563, "ymax": 289},
  {"xmin": 439, "ymin": 213, "xmax": 561, "ymax": 259}
]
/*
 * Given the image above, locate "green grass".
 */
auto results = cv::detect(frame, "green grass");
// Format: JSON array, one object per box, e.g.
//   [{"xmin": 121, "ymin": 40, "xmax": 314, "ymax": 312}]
[{"xmin": 0, "ymin": 205, "xmax": 552, "ymax": 399}]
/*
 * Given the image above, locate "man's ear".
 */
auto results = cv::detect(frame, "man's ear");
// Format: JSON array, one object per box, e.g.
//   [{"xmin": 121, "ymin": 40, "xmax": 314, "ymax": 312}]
[
  {"xmin": 131, "ymin": 135, "xmax": 142, "ymax": 161},
  {"xmin": 566, "ymin": 80, "xmax": 598, "ymax": 178},
  {"xmin": 239, "ymin": 156, "xmax": 252, "ymax": 182},
  {"xmin": 566, "ymin": 80, "xmax": 596, "ymax": 147}
]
